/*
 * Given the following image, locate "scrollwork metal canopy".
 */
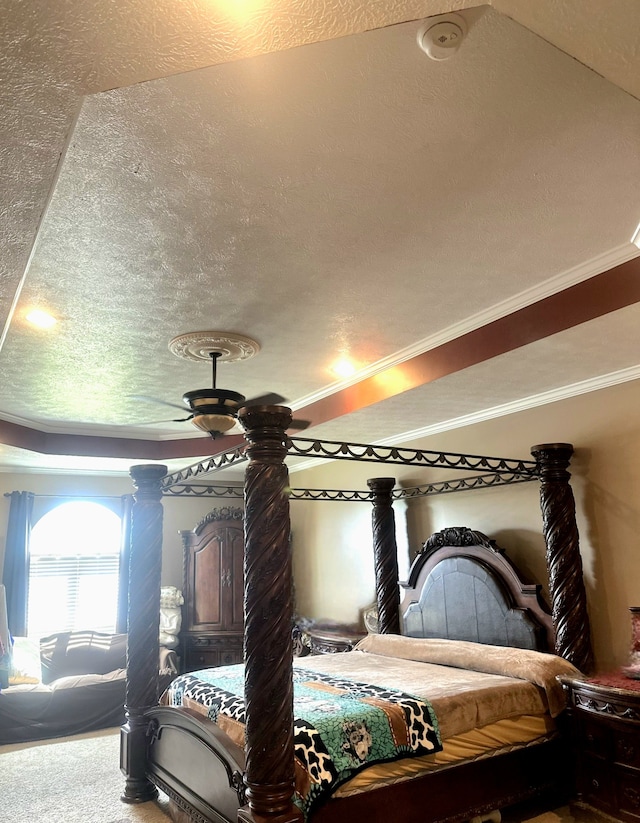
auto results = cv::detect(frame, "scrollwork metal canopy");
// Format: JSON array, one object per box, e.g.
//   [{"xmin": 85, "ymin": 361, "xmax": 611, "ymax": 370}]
[{"xmin": 161, "ymin": 433, "xmax": 538, "ymax": 501}]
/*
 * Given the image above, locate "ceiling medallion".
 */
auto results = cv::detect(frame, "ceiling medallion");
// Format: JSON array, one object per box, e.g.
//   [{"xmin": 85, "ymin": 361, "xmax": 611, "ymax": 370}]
[{"xmin": 168, "ymin": 332, "xmax": 261, "ymax": 363}]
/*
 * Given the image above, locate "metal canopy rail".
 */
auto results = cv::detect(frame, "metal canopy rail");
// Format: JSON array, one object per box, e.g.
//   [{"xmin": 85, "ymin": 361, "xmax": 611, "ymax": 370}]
[
  {"xmin": 287, "ymin": 437, "xmax": 538, "ymax": 475},
  {"xmin": 164, "ymin": 471, "xmax": 536, "ymax": 501},
  {"xmin": 395, "ymin": 471, "xmax": 537, "ymax": 498},
  {"xmin": 163, "ymin": 483, "xmax": 244, "ymax": 498},
  {"xmin": 161, "ymin": 434, "xmax": 538, "ymax": 497},
  {"xmin": 162, "ymin": 444, "xmax": 247, "ymax": 490}
]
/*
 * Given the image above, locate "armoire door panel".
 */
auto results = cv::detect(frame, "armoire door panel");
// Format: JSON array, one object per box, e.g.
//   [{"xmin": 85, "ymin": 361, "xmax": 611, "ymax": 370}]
[
  {"xmin": 192, "ymin": 536, "xmax": 223, "ymax": 628},
  {"xmin": 224, "ymin": 527, "xmax": 245, "ymax": 632}
]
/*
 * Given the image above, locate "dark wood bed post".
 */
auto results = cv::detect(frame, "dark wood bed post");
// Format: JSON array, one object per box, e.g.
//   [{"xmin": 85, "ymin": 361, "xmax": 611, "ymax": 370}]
[
  {"xmin": 120, "ymin": 463, "xmax": 167, "ymax": 804},
  {"xmin": 367, "ymin": 477, "xmax": 400, "ymax": 635},
  {"xmin": 531, "ymin": 443, "xmax": 594, "ymax": 674},
  {"xmin": 238, "ymin": 406, "xmax": 303, "ymax": 823}
]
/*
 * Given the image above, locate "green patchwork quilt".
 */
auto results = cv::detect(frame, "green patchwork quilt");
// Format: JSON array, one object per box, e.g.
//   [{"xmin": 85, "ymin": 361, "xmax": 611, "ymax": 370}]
[{"xmin": 167, "ymin": 665, "xmax": 442, "ymax": 819}]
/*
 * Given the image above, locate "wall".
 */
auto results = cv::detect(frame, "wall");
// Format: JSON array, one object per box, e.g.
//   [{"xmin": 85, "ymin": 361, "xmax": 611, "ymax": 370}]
[
  {"xmin": 0, "ymin": 469, "xmax": 220, "ymax": 592},
  {"xmin": 290, "ymin": 377, "xmax": 640, "ymax": 672},
  {"xmin": 4, "ymin": 376, "xmax": 640, "ymax": 671}
]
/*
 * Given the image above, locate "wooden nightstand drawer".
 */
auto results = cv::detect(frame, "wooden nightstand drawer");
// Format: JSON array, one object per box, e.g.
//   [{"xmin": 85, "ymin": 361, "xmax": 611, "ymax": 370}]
[
  {"xmin": 182, "ymin": 634, "xmax": 243, "ymax": 672},
  {"xmin": 580, "ymin": 753, "xmax": 615, "ymax": 812},
  {"xmin": 617, "ymin": 767, "xmax": 640, "ymax": 819},
  {"xmin": 579, "ymin": 713, "xmax": 613, "ymax": 758},
  {"xmin": 616, "ymin": 730, "xmax": 640, "ymax": 769}
]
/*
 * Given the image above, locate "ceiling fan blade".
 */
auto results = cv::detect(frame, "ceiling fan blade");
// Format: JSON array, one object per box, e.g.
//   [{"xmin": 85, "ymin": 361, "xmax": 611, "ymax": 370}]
[
  {"xmin": 128, "ymin": 394, "xmax": 188, "ymax": 412},
  {"xmin": 111, "ymin": 415, "xmax": 193, "ymax": 426},
  {"xmin": 288, "ymin": 418, "xmax": 310, "ymax": 431},
  {"xmin": 242, "ymin": 392, "xmax": 287, "ymax": 407}
]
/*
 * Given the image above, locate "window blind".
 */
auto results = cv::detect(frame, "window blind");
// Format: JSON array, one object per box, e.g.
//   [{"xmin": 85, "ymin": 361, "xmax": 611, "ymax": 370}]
[{"xmin": 27, "ymin": 554, "xmax": 120, "ymax": 638}]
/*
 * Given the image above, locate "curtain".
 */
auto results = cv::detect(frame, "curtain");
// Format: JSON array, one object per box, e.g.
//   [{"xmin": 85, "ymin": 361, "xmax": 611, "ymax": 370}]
[
  {"xmin": 116, "ymin": 494, "xmax": 134, "ymax": 633},
  {"xmin": 2, "ymin": 491, "xmax": 34, "ymax": 637}
]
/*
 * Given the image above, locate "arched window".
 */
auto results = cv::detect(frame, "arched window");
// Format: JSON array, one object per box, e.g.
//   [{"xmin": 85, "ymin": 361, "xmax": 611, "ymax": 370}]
[{"xmin": 27, "ymin": 502, "xmax": 122, "ymax": 638}]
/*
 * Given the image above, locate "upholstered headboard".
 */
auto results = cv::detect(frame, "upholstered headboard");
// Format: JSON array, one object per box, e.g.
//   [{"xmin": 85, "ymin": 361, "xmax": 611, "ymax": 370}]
[{"xmin": 399, "ymin": 527, "xmax": 554, "ymax": 652}]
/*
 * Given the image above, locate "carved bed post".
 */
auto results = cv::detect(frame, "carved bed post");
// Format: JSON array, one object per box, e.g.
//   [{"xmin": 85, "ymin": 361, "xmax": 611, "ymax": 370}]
[
  {"xmin": 531, "ymin": 443, "xmax": 593, "ymax": 673},
  {"xmin": 238, "ymin": 406, "xmax": 303, "ymax": 823},
  {"xmin": 120, "ymin": 463, "xmax": 167, "ymax": 803},
  {"xmin": 367, "ymin": 477, "xmax": 400, "ymax": 635}
]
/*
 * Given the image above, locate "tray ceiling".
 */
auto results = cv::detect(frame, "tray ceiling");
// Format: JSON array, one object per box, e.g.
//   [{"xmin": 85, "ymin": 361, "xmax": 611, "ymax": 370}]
[{"xmin": 1, "ymin": 1, "xmax": 639, "ymax": 475}]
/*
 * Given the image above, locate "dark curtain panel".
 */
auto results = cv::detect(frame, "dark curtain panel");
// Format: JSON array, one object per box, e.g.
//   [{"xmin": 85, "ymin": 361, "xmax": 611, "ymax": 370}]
[
  {"xmin": 2, "ymin": 491, "xmax": 34, "ymax": 637},
  {"xmin": 116, "ymin": 494, "xmax": 134, "ymax": 633}
]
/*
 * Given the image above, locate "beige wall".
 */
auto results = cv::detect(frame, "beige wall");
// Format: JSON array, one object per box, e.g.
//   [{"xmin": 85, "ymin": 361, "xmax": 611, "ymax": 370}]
[
  {"xmin": 0, "ymin": 469, "xmax": 222, "ymax": 592},
  {"xmin": 4, "ymin": 376, "xmax": 640, "ymax": 671},
  {"xmin": 290, "ymin": 378, "xmax": 640, "ymax": 672}
]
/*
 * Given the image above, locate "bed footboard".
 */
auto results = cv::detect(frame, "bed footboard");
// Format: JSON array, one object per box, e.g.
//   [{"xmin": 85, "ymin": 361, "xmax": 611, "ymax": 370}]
[{"xmin": 145, "ymin": 706, "xmax": 245, "ymax": 823}]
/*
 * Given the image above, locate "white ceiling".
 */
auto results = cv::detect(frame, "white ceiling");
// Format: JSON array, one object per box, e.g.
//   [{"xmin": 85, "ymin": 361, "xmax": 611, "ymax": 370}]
[{"xmin": 1, "ymin": 0, "xmax": 640, "ymax": 476}]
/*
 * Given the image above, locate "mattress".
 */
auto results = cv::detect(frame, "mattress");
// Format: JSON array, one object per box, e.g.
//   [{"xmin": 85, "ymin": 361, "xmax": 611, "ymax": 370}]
[{"xmin": 164, "ymin": 635, "xmax": 579, "ymax": 807}]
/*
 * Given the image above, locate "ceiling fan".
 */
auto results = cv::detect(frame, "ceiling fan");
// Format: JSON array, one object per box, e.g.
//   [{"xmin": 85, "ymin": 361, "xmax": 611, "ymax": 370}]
[
  {"xmin": 137, "ymin": 332, "xmax": 309, "ymax": 439},
  {"xmin": 174, "ymin": 350, "xmax": 291, "ymax": 437}
]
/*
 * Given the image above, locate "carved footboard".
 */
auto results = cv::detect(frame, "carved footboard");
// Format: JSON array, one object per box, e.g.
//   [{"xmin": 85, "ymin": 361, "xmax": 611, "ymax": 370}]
[{"xmin": 145, "ymin": 706, "xmax": 245, "ymax": 823}]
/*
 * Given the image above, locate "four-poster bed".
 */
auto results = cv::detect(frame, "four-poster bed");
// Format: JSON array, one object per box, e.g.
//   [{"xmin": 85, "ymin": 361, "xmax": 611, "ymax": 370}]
[{"xmin": 119, "ymin": 405, "xmax": 593, "ymax": 823}]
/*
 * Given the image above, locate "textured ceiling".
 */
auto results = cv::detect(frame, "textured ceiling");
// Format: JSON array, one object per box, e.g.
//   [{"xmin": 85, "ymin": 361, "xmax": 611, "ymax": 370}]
[{"xmin": 1, "ymin": 1, "xmax": 640, "ymax": 475}]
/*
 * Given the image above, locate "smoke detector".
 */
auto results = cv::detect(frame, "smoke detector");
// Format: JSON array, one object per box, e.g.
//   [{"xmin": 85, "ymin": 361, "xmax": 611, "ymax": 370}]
[{"xmin": 417, "ymin": 13, "xmax": 468, "ymax": 61}]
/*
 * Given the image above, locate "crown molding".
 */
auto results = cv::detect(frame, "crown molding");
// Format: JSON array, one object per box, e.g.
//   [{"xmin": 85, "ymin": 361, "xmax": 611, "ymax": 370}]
[
  {"xmin": 292, "ymin": 243, "xmax": 640, "ymax": 410},
  {"xmin": 378, "ymin": 364, "xmax": 640, "ymax": 448},
  {"xmin": 288, "ymin": 364, "xmax": 640, "ymax": 474}
]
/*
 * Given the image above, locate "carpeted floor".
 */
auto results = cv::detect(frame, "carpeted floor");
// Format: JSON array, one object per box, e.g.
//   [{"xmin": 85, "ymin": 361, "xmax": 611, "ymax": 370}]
[{"xmin": 0, "ymin": 727, "xmax": 171, "ymax": 823}]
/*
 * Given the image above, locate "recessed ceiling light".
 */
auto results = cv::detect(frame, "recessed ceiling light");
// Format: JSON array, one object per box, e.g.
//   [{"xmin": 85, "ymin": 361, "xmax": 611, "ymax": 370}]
[
  {"xmin": 25, "ymin": 309, "xmax": 57, "ymax": 329},
  {"xmin": 331, "ymin": 357, "xmax": 357, "ymax": 379},
  {"xmin": 631, "ymin": 222, "xmax": 640, "ymax": 249}
]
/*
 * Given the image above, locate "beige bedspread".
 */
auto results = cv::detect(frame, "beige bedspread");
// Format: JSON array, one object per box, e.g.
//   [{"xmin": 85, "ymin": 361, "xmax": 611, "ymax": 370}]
[{"xmin": 295, "ymin": 635, "xmax": 579, "ymax": 739}]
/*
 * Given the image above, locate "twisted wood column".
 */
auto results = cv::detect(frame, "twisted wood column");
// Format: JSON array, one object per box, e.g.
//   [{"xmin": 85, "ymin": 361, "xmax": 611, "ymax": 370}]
[
  {"xmin": 531, "ymin": 443, "xmax": 593, "ymax": 674},
  {"xmin": 238, "ymin": 406, "xmax": 302, "ymax": 823},
  {"xmin": 367, "ymin": 477, "xmax": 400, "ymax": 635},
  {"xmin": 121, "ymin": 463, "xmax": 167, "ymax": 803}
]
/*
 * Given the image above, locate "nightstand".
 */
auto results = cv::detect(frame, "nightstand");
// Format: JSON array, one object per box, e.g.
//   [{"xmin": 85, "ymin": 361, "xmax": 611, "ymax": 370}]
[
  {"xmin": 561, "ymin": 673, "xmax": 640, "ymax": 822},
  {"xmin": 306, "ymin": 627, "xmax": 366, "ymax": 655}
]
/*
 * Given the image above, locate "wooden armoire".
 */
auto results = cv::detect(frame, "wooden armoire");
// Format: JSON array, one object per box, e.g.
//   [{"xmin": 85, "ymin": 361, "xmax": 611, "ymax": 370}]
[{"xmin": 180, "ymin": 506, "xmax": 244, "ymax": 673}]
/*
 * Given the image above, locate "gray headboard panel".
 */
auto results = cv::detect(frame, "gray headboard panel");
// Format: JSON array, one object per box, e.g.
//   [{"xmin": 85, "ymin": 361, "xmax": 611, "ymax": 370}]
[{"xmin": 399, "ymin": 527, "xmax": 554, "ymax": 652}]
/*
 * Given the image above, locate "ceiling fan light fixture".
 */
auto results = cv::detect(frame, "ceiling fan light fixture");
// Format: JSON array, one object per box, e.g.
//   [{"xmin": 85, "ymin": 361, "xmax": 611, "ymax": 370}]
[
  {"xmin": 190, "ymin": 412, "xmax": 238, "ymax": 436},
  {"xmin": 183, "ymin": 388, "xmax": 245, "ymax": 409}
]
